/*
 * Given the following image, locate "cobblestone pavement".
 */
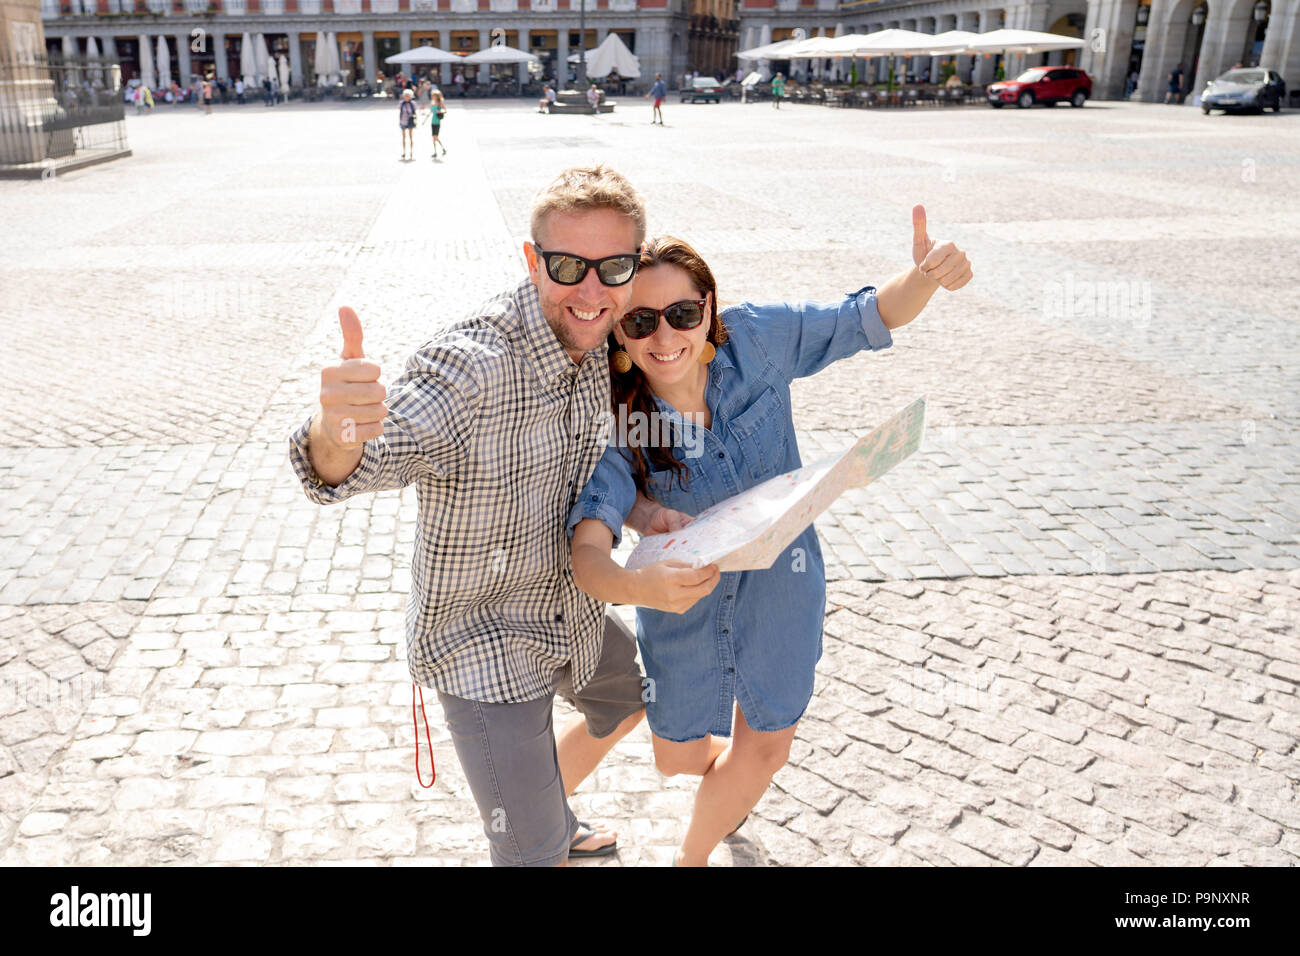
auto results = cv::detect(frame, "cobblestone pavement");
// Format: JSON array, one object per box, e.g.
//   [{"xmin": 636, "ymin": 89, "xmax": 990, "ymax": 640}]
[{"xmin": 1, "ymin": 99, "xmax": 1297, "ymax": 866}]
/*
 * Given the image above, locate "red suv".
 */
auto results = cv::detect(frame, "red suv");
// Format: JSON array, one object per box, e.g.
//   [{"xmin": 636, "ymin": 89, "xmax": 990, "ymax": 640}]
[{"xmin": 987, "ymin": 67, "xmax": 1092, "ymax": 108}]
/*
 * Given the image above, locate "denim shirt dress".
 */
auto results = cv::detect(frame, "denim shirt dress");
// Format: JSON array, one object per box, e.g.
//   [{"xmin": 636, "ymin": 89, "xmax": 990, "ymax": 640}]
[{"xmin": 567, "ymin": 287, "xmax": 893, "ymax": 741}]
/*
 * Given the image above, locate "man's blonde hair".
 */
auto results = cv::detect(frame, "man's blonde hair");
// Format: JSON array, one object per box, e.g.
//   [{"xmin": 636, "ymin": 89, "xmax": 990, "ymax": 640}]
[{"xmin": 530, "ymin": 165, "xmax": 647, "ymax": 247}]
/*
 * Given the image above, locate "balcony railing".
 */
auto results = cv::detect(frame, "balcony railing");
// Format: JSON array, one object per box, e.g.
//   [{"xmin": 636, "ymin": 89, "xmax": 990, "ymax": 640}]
[
  {"xmin": 450, "ymin": 0, "xmax": 477, "ymax": 11},
  {"xmin": 371, "ymin": 0, "xmax": 400, "ymax": 11},
  {"xmin": 609, "ymin": 0, "xmax": 636, "ymax": 10},
  {"xmin": 334, "ymin": 0, "xmax": 362, "ymax": 13},
  {"xmin": 489, "ymin": 0, "xmax": 517, "ymax": 12},
  {"xmin": 411, "ymin": 0, "xmax": 436, "ymax": 9},
  {"xmin": 298, "ymin": 0, "xmax": 322, "ymax": 11},
  {"xmin": 531, "ymin": 0, "xmax": 555, "ymax": 10},
  {"xmin": 261, "ymin": 0, "xmax": 286, "ymax": 13}
]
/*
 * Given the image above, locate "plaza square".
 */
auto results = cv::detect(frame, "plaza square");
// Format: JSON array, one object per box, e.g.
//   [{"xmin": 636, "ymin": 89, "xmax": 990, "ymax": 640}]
[{"xmin": 1, "ymin": 96, "xmax": 1297, "ymax": 866}]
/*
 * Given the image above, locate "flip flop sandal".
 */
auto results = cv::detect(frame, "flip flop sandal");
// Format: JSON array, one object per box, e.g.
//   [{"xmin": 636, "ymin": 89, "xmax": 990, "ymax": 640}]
[{"xmin": 568, "ymin": 820, "xmax": 618, "ymax": 859}]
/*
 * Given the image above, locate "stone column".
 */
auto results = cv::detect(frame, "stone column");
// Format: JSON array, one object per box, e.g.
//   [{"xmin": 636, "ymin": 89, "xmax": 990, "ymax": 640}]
[
  {"xmin": 212, "ymin": 30, "xmax": 228, "ymax": 80},
  {"xmin": 1195, "ymin": 0, "xmax": 1256, "ymax": 93},
  {"xmin": 974, "ymin": 10, "xmax": 997, "ymax": 84},
  {"xmin": 1257, "ymin": 2, "xmax": 1286, "ymax": 70},
  {"xmin": 518, "ymin": 28, "xmax": 530, "ymax": 86},
  {"xmin": 557, "ymin": 25, "xmax": 569, "ymax": 88},
  {"xmin": 478, "ymin": 29, "xmax": 490, "ymax": 83},
  {"xmin": 1134, "ymin": 0, "xmax": 1176, "ymax": 102},
  {"xmin": 363, "ymin": 30, "xmax": 375, "ymax": 86},
  {"xmin": 287, "ymin": 31, "xmax": 301, "ymax": 86},
  {"xmin": 177, "ymin": 32, "xmax": 192, "ymax": 83}
]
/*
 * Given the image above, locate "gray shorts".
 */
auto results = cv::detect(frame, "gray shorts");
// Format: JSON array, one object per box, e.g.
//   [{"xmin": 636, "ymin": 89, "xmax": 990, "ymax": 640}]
[{"xmin": 436, "ymin": 612, "xmax": 645, "ymax": 867}]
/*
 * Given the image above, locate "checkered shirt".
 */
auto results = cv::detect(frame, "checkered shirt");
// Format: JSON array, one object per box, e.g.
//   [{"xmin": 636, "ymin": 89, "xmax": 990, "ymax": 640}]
[{"xmin": 288, "ymin": 278, "xmax": 612, "ymax": 703}]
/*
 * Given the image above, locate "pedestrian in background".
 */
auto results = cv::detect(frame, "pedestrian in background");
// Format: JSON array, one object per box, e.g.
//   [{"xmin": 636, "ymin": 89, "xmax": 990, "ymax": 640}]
[
  {"xmin": 429, "ymin": 88, "xmax": 447, "ymax": 159},
  {"xmin": 771, "ymin": 71, "xmax": 785, "ymax": 109},
  {"xmin": 398, "ymin": 88, "xmax": 417, "ymax": 160},
  {"xmin": 202, "ymin": 76, "xmax": 213, "ymax": 114},
  {"xmin": 235, "ymin": 77, "xmax": 245, "ymax": 104},
  {"xmin": 1165, "ymin": 63, "xmax": 1184, "ymax": 104},
  {"xmin": 647, "ymin": 72, "xmax": 666, "ymax": 125}
]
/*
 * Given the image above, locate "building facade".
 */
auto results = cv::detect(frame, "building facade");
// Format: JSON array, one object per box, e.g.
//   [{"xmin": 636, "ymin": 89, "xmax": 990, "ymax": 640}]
[
  {"xmin": 737, "ymin": 0, "xmax": 1300, "ymax": 101},
  {"xmin": 39, "ymin": 0, "xmax": 692, "ymax": 90},
  {"xmin": 688, "ymin": 0, "xmax": 739, "ymax": 76}
]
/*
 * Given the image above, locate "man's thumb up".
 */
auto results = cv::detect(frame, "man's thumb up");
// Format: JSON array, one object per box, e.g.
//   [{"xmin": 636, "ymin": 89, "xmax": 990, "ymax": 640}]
[{"xmin": 339, "ymin": 306, "xmax": 365, "ymax": 360}]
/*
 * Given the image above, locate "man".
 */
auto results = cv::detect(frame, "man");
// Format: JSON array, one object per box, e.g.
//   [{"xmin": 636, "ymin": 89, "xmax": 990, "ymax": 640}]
[
  {"xmin": 235, "ymin": 77, "xmax": 245, "ymax": 104},
  {"xmin": 538, "ymin": 84, "xmax": 556, "ymax": 113},
  {"xmin": 1166, "ymin": 62, "xmax": 1184, "ymax": 104},
  {"xmin": 289, "ymin": 166, "xmax": 705, "ymax": 866},
  {"xmin": 647, "ymin": 72, "xmax": 666, "ymax": 125},
  {"xmin": 771, "ymin": 71, "xmax": 785, "ymax": 109}
]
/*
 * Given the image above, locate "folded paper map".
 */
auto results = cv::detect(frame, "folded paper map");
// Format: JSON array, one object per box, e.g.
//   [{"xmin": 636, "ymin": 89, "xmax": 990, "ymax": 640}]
[{"xmin": 625, "ymin": 397, "xmax": 926, "ymax": 573}]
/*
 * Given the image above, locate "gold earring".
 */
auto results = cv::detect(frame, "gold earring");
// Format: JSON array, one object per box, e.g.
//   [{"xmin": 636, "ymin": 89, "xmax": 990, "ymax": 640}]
[
  {"xmin": 698, "ymin": 342, "xmax": 716, "ymax": 365},
  {"xmin": 612, "ymin": 348, "xmax": 633, "ymax": 374}
]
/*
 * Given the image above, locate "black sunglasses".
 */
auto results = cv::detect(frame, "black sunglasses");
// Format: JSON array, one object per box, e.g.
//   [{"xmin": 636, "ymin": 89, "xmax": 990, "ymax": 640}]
[
  {"xmin": 619, "ymin": 299, "xmax": 708, "ymax": 340},
  {"xmin": 533, "ymin": 245, "xmax": 640, "ymax": 287}
]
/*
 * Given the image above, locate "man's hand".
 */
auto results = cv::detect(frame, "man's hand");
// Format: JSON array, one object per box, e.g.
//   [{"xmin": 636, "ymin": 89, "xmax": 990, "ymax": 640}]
[
  {"xmin": 635, "ymin": 560, "xmax": 721, "ymax": 615},
  {"xmin": 319, "ymin": 307, "xmax": 388, "ymax": 450},
  {"xmin": 911, "ymin": 204, "xmax": 973, "ymax": 292}
]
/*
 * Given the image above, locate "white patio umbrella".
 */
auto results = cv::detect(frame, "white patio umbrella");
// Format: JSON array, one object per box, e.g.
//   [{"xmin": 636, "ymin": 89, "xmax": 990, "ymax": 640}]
[
  {"xmin": 156, "ymin": 35, "xmax": 171, "ymax": 89},
  {"xmin": 278, "ymin": 53, "xmax": 290, "ymax": 92},
  {"xmin": 256, "ymin": 34, "xmax": 272, "ymax": 82},
  {"xmin": 240, "ymin": 32, "xmax": 257, "ymax": 88},
  {"xmin": 925, "ymin": 30, "xmax": 984, "ymax": 55},
  {"xmin": 779, "ymin": 35, "xmax": 842, "ymax": 60},
  {"xmin": 831, "ymin": 29, "xmax": 968, "ymax": 57},
  {"xmin": 385, "ymin": 46, "xmax": 462, "ymax": 66},
  {"xmin": 314, "ymin": 32, "xmax": 329, "ymax": 86},
  {"xmin": 583, "ymin": 33, "xmax": 639, "ymax": 79},
  {"xmin": 964, "ymin": 28, "xmax": 1086, "ymax": 54},
  {"xmin": 137, "ymin": 34, "xmax": 155, "ymax": 90},
  {"xmin": 736, "ymin": 38, "xmax": 801, "ymax": 61},
  {"xmin": 463, "ymin": 45, "xmax": 537, "ymax": 66},
  {"xmin": 326, "ymin": 32, "xmax": 341, "ymax": 84}
]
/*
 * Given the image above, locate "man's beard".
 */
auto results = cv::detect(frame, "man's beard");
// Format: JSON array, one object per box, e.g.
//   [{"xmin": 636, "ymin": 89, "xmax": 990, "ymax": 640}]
[{"xmin": 543, "ymin": 304, "xmax": 614, "ymax": 357}]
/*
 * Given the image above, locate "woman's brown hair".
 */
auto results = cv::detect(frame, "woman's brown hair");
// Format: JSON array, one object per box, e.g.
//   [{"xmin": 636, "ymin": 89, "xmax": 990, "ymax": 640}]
[{"xmin": 609, "ymin": 235, "xmax": 730, "ymax": 500}]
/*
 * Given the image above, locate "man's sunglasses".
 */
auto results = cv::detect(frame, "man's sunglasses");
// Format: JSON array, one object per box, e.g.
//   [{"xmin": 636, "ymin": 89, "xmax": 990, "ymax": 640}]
[
  {"xmin": 533, "ymin": 245, "xmax": 639, "ymax": 287},
  {"xmin": 619, "ymin": 299, "xmax": 708, "ymax": 340}
]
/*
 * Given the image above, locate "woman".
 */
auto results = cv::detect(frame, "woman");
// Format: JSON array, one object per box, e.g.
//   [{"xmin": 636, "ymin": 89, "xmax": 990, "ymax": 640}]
[
  {"xmin": 429, "ymin": 89, "xmax": 447, "ymax": 159},
  {"xmin": 398, "ymin": 88, "xmax": 417, "ymax": 160},
  {"xmin": 568, "ymin": 219, "xmax": 970, "ymax": 866}
]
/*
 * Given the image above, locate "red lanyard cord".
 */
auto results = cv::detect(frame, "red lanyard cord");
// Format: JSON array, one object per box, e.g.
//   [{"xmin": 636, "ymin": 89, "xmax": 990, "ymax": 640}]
[{"xmin": 412, "ymin": 683, "xmax": 436, "ymax": 788}]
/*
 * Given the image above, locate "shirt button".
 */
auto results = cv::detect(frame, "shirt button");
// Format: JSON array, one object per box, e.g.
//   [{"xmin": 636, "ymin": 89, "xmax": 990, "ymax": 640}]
[
  {"xmin": 717, "ymin": 452, "xmax": 725, "ymax": 460},
  {"xmin": 555, "ymin": 613, "xmax": 563, "ymax": 622},
  {"xmin": 725, "ymin": 594, "xmax": 733, "ymax": 600}
]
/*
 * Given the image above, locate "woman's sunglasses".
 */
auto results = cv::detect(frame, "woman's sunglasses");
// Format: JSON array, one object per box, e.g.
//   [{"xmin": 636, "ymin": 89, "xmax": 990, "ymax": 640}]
[
  {"xmin": 619, "ymin": 299, "xmax": 708, "ymax": 340},
  {"xmin": 533, "ymin": 245, "xmax": 639, "ymax": 287}
]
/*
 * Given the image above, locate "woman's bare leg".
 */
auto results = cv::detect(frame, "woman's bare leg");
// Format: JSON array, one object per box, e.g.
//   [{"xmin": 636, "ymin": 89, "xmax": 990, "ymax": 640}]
[{"xmin": 675, "ymin": 706, "xmax": 795, "ymax": 867}]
